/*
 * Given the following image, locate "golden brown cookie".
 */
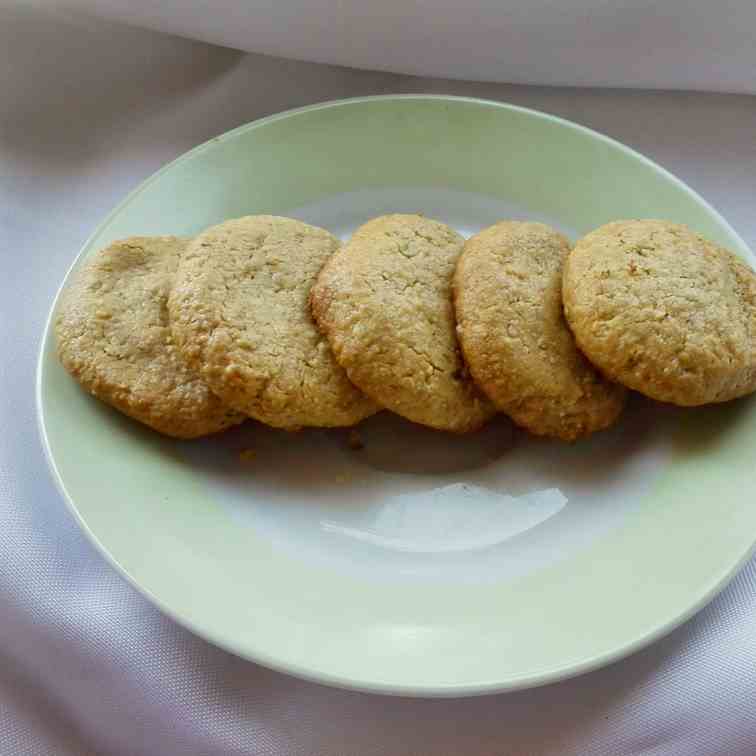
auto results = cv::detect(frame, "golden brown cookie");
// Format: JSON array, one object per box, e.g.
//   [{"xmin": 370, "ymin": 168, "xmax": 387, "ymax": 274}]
[
  {"xmin": 55, "ymin": 236, "xmax": 245, "ymax": 439},
  {"xmin": 168, "ymin": 215, "xmax": 378, "ymax": 429},
  {"xmin": 310, "ymin": 214, "xmax": 495, "ymax": 433},
  {"xmin": 563, "ymin": 220, "xmax": 756, "ymax": 406},
  {"xmin": 454, "ymin": 221, "xmax": 626, "ymax": 440}
]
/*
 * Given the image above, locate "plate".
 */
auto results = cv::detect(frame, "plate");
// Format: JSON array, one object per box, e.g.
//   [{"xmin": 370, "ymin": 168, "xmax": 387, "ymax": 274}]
[{"xmin": 37, "ymin": 95, "xmax": 756, "ymax": 696}]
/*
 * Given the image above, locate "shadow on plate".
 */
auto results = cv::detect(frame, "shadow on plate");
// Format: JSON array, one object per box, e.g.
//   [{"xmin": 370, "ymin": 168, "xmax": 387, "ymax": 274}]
[{"xmin": 88, "ymin": 387, "xmax": 752, "ymax": 508}]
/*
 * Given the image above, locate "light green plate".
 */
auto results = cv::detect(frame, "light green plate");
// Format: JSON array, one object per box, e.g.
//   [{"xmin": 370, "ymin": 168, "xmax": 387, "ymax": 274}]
[{"xmin": 38, "ymin": 96, "xmax": 756, "ymax": 696}]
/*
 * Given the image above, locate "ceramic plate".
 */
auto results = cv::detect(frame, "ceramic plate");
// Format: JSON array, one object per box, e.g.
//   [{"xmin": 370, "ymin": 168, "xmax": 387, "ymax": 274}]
[{"xmin": 38, "ymin": 96, "xmax": 756, "ymax": 696}]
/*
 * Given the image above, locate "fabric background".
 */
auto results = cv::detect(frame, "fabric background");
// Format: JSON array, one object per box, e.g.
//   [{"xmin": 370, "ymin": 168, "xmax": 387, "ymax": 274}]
[
  {"xmin": 1, "ymin": 4, "xmax": 755, "ymax": 754},
  {"xmin": 32, "ymin": 0, "xmax": 756, "ymax": 94}
]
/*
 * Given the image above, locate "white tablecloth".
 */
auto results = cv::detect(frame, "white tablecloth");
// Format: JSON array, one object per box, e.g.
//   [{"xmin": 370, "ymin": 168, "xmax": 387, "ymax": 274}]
[
  {"xmin": 2, "ymin": 5, "xmax": 756, "ymax": 755},
  {"xmin": 41, "ymin": 0, "xmax": 756, "ymax": 94}
]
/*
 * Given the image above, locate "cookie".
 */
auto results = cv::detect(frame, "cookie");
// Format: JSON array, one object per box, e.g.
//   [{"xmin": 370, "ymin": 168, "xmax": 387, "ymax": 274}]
[
  {"xmin": 168, "ymin": 215, "xmax": 378, "ymax": 429},
  {"xmin": 55, "ymin": 236, "xmax": 245, "ymax": 439},
  {"xmin": 563, "ymin": 220, "xmax": 756, "ymax": 406},
  {"xmin": 454, "ymin": 221, "xmax": 626, "ymax": 440},
  {"xmin": 310, "ymin": 214, "xmax": 495, "ymax": 433}
]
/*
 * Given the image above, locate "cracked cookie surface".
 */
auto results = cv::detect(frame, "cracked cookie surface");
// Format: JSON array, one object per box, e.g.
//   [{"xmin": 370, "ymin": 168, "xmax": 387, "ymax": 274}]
[
  {"xmin": 168, "ymin": 215, "xmax": 378, "ymax": 429},
  {"xmin": 310, "ymin": 214, "xmax": 495, "ymax": 432},
  {"xmin": 563, "ymin": 220, "xmax": 756, "ymax": 406},
  {"xmin": 454, "ymin": 221, "xmax": 625, "ymax": 440},
  {"xmin": 55, "ymin": 236, "xmax": 245, "ymax": 438}
]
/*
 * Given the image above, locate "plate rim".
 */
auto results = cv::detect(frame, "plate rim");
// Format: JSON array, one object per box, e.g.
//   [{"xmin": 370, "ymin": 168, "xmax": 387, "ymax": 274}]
[{"xmin": 36, "ymin": 94, "xmax": 756, "ymax": 697}]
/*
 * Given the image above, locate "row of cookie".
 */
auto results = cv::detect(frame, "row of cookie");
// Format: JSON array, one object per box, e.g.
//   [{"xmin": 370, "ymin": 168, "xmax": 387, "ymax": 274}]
[
  {"xmin": 310, "ymin": 214, "xmax": 623, "ymax": 440},
  {"xmin": 455, "ymin": 217, "xmax": 756, "ymax": 439},
  {"xmin": 56, "ymin": 214, "xmax": 484, "ymax": 438},
  {"xmin": 56, "ymin": 214, "xmax": 756, "ymax": 441},
  {"xmin": 313, "ymin": 214, "xmax": 756, "ymax": 439},
  {"xmin": 169, "ymin": 213, "xmax": 622, "ymax": 440}
]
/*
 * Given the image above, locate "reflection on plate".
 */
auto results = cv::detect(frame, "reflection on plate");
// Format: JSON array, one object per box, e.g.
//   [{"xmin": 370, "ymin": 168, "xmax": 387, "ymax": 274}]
[{"xmin": 321, "ymin": 484, "xmax": 568, "ymax": 553}]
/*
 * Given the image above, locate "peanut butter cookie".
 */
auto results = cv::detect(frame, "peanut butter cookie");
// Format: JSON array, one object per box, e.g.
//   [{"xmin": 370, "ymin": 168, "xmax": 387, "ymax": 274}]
[
  {"xmin": 310, "ymin": 214, "xmax": 495, "ymax": 432},
  {"xmin": 563, "ymin": 220, "xmax": 756, "ymax": 406},
  {"xmin": 454, "ymin": 221, "xmax": 625, "ymax": 440},
  {"xmin": 168, "ymin": 216, "xmax": 378, "ymax": 429},
  {"xmin": 55, "ymin": 236, "xmax": 244, "ymax": 438}
]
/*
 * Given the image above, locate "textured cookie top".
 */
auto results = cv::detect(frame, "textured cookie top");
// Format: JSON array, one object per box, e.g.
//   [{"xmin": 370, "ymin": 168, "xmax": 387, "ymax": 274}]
[
  {"xmin": 168, "ymin": 215, "xmax": 378, "ymax": 429},
  {"xmin": 55, "ymin": 236, "xmax": 244, "ymax": 439},
  {"xmin": 310, "ymin": 214, "xmax": 495, "ymax": 433},
  {"xmin": 454, "ymin": 221, "xmax": 625, "ymax": 440},
  {"xmin": 563, "ymin": 220, "xmax": 756, "ymax": 406}
]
